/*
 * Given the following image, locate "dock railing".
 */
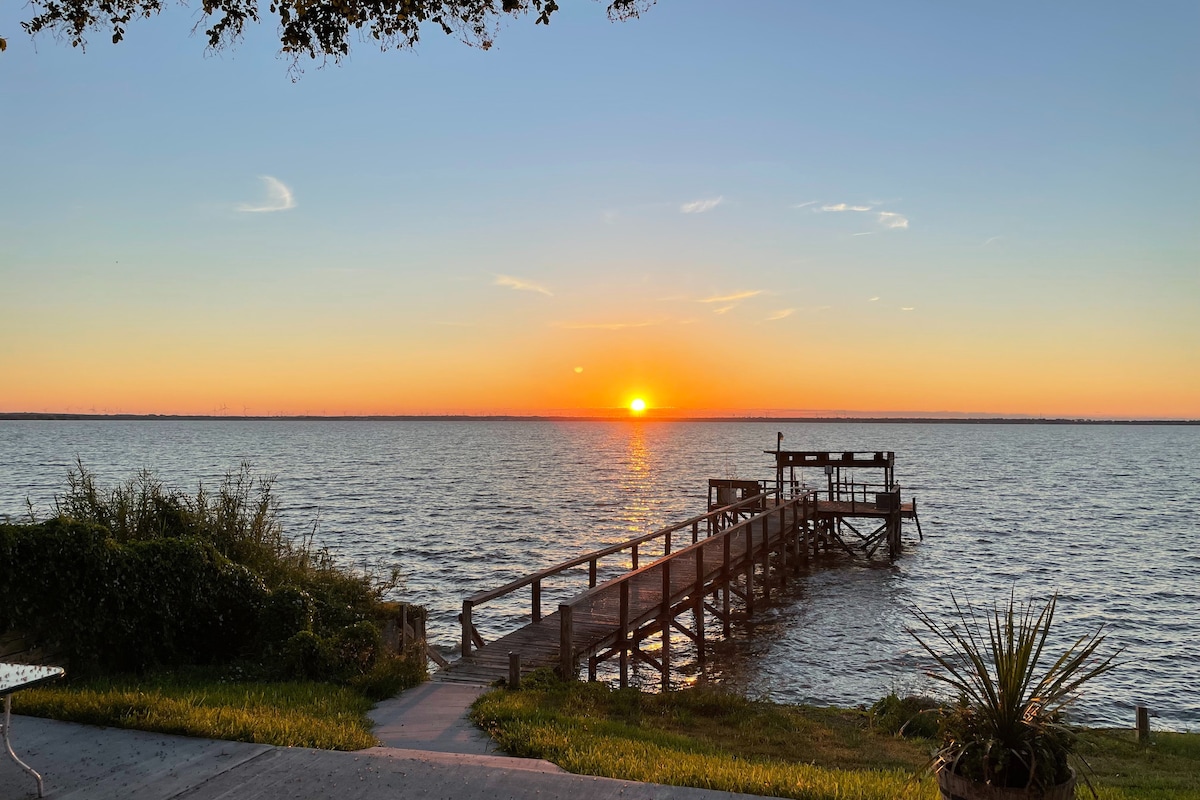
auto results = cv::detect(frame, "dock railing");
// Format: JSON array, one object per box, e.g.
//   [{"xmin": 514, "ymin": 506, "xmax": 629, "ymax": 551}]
[
  {"xmin": 770, "ymin": 479, "xmax": 899, "ymax": 513},
  {"xmin": 824, "ymin": 480, "xmax": 899, "ymax": 512},
  {"xmin": 460, "ymin": 490, "xmax": 777, "ymax": 657},
  {"xmin": 556, "ymin": 494, "xmax": 809, "ymax": 683}
]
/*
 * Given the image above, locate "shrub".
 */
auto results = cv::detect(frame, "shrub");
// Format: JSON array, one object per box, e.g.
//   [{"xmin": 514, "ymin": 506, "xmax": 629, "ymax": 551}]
[
  {"xmin": 869, "ymin": 692, "xmax": 940, "ymax": 739},
  {"xmin": 280, "ymin": 630, "xmax": 339, "ymax": 680},
  {"xmin": 909, "ymin": 592, "xmax": 1119, "ymax": 789},
  {"xmin": 2, "ymin": 465, "xmax": 426, "ymax": 689}
]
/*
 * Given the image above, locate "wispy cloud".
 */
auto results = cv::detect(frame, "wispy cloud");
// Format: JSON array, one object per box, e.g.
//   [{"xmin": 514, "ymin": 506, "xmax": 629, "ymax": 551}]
[
  {"xmin": 698, "ymin": 290, "xmax": 763, "ymax": 304},
  {"xmin": 791, "ymin": 200, "xmax": 818, "ymax": 209},
  {"xmin": 878, "ymin": 211, "xmax": 909, "ymax": 229},
  {"xmin": 983, "ymin": 235, "xmax": 1003, "ymax": 246},
  {"xmin": 681, "ymin": 196, "xmax": 723, "ymax": 214},
  {"xmin": 901, "ymin": 307, "xmax": 915, "ymax": 312},
  {"xmin": 712, "ymin": 305, "xmax": 736, "ymax": 315},
  {"xmin": 766, "ymin": 308, "xmax": 795, "ymax": 321},
  {"xmin": 494, "ymin": 274, "xmax": 553, "ymax": 296},
  {"xmin": 238, "ymin": 175, "xmax": 296, "ymax": 213},
  {"xmin": 821, "ymin": 203, "xmax": 873, "ymax": 212},
  {"xmin": 868, "ymin": 296, "xmax": 880, "ymax": 302},
  {"xmin": 557, "ymin": 320, "xmax": 655, "ymax": 330},
  {"xmin": 852, "ymin": 231, "xmax": 875, "ymax": 237}
]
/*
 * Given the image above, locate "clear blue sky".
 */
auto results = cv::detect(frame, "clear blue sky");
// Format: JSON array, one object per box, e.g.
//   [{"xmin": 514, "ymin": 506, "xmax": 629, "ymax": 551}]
[{"xmin": 2, "ymin": 1, "xmax": 1197, "ymax": 417}]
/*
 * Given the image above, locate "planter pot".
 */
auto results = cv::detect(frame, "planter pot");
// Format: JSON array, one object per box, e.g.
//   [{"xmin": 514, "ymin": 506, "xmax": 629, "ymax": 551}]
[{"xmin": 937, "ymin": 767, "xmax": 1076, "ymax": 800}]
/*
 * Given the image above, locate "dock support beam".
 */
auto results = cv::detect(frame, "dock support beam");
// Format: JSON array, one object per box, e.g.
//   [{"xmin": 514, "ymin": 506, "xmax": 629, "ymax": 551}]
[
  {"xmin": 461, "ymin": 600, "xmax": 473, "ymax": 657},
  {"xmin": 559, "ymin": 604, "xmax": 574, "ymax": 679}
]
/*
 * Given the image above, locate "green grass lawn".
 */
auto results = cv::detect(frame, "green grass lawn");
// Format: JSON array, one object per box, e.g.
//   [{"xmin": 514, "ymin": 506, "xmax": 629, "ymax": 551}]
[
  {"xmin": 472, "ymin": 677, "xmax": 937, "ymax": 800},
  {"xmin": 1079, "ymin": 728, "xmax": 1200, "ymax": 800},
  {"xmin": 471, "ymin": 676, "xmax": 1200, "ymax": 800},
  {"xmin": 12, "ymin": 668, "xmax": 378, "ymax": 750},
  {"xmin": 15, "ymin": 668, "xmax": 1198, "ymax": 800}
]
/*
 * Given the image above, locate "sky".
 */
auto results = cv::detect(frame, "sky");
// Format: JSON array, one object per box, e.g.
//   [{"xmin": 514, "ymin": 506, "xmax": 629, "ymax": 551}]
[{"xmin": 1, "ymin": 1, "xmax": 1197, "ymax": 419}]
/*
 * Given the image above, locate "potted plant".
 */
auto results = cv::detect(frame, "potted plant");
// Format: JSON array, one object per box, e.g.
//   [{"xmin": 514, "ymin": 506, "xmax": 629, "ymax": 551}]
[{"xmin": 909, "ymin": 592, "xmax": 1118, "ymax": 799}]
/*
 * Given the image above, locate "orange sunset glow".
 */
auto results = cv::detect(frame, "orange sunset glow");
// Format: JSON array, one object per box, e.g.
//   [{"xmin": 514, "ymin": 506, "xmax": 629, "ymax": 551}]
[{"xmin": 1, "ymin": 3, "xmax": 1196, "ymax": 422}]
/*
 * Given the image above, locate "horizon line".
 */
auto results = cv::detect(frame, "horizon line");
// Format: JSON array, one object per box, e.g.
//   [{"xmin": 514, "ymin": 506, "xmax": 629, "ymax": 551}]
[{"xmin": 2, "ymin": 412, "xmax": 1197, "ymax": 425}]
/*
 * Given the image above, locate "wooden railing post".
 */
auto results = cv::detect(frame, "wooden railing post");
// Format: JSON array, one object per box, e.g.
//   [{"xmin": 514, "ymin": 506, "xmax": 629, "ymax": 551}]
[
  {"xmin": 722, "ymin": 527, "xmax": 732, "ymax": 636},
  {"xmin": 692, "ymin": 520, "xmax": 699, "ymax": 544},
  {"xmin": 532, "ymin": 579, "xmax": 542, "ymax": 622},
  {"xmin": 791, "ymin": 500, "xmax": 802, "ymax": 573},
  {"xmin": 761, "ymin": 514, "xmax": 771, "ymax": 602},
  {"xmin": 661, "ymin": 559, "xmax": 672, "ymax": 610},
  {"xmin": 660, "ymin": 560, "xmax": 672, "ymax": 691},
  {"xmin": 509, "ymin": 651, "xmax": 521, "ymax": 689},
  {"xmin": 694, "ymin": 545, "xmax": 706, "ymax": 663},
  {"xmin": 746, "ymin": 524, "xmax": 755, "ymax": 614},
  {"xmin": 461, "ymin": 600, "xmax": 473, "ymax": 657},
  {"xmin": 588, "ymin": 558, "xmax": 597, "ymax": 588},
  {"xmin": 779, "ymin": 505, "xmax": 788, "ymax": 575},
  {"xmin": 619, "ymin": 580, "xmax": 630, "ymax": 688},
  {"xmin": 559, "ymin": 603, "xmax": 575, "ymax": 680},
  {"xmin": 632, "ymin": 544, "xmax": 639, "ymax": 570}
]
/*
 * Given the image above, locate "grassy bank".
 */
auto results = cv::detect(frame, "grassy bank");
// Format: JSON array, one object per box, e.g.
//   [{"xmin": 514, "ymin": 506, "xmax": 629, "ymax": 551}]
[
  {"xmin": 3, "ymin": 463, "xmax": 426, "ymax": 750},
  {"xmin": 12, "ymin": 668, "xmax": 378, "ymax": 750},
  {"xmin": 471, "ymin": 677, "xmax": 1200, "ymax": 800}
]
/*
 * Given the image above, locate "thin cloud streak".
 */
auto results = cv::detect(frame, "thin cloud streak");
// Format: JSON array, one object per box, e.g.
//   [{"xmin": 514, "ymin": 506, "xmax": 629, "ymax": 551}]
[
  {"xmin": 698, "ymin": 290, "xmax": 763, "ymax": 304},
  {"xmin": 821, "ymin": 203, "xmax": 873, "ymax": 212},
  {"xmin": 494, "ymin": 274, "xmax": 553, "ymax": 296},
  {"xmin": 879, "ymin": 211, "xmax": 909, "ymax": 229},
  {"xmin": 766, "ymin": 308, "xmax": 795, "ymax": 321},
  {"xmin": 681, "ymin": 196, "xmax": 723, "ymax": 214},
  {"xmin": 557, "ymin": 321, "xmax": 655, "ymax": 330},
  {"xmin": 238, "ymin": 176, "xmax": 296, "ymax": 213}
]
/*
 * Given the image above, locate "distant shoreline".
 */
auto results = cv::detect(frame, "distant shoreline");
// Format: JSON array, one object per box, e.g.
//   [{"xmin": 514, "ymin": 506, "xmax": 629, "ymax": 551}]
[{"xmin": 2, "ymin": 412, "xmax": 1196, "ymax": 425}]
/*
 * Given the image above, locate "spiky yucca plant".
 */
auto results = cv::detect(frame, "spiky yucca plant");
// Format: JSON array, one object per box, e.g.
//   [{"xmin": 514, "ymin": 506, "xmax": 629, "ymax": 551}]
[{"xmin": 910, "ymin": 593, "xmax": 1118, "ymax": 791}]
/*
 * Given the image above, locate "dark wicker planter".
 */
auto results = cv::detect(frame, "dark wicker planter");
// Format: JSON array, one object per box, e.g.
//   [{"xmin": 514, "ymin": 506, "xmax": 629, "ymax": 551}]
[{"xmin": 937, "ymin": 767, "xmax": 1076, "ymax": 800}]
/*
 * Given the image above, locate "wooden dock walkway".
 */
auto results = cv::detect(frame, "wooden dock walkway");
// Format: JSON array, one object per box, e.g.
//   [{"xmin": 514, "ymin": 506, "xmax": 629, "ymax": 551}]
[
  {"xmin": 442, "ymin": 494, "xmax": 801, "ymax": 687},
  {"xmin": 438, "ymin": 450, "xmax": 921, "ymax": 688}
]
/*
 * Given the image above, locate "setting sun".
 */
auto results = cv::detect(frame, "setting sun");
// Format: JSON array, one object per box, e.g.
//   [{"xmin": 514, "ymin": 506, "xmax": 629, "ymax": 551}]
[{"xmin": 630, "ymin": 398, "xmax": 647, "ymax": 413}]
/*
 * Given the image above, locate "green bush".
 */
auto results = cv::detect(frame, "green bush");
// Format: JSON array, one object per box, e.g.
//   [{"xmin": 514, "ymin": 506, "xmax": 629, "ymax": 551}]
[
  {"xmin": 869, "ymin": 692, "xmax": 940, "ymax": 739},
  {"xmin": 0, "ymin": 519, "xmax": 270, "ymax": 672},
  {"xmin": 350, "ymin": 647, "xmax": 428, "ymax": 700},
  {"xmin": 0, "ymin": 464, "xmax": 427, "ymax": 689},
  {"xmin": 280, "ymin": 630, "xmax": 339, "ymax": 680}
]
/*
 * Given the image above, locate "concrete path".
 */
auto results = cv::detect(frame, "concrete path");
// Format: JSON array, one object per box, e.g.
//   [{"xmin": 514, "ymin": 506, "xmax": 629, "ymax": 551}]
[
  {"xmin": 368, "ymin": 681, "xmax": 495, "ymax": 754},
  {"xmin": 0, "ymin": 715, "xmax": 773, "ymax": 800}
]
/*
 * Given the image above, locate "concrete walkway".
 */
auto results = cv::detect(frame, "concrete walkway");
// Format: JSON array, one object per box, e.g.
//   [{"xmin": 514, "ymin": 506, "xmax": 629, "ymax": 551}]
[
  {"xmin": 368, "ymin": 681, "xmax": 495, "ymax": 754},
  {"xmin": 1, "ymin": 712, "xmax": 773, "ymax": 800}
]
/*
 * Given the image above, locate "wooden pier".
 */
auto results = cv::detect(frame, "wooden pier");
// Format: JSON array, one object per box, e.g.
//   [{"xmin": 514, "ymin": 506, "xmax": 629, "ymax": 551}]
[{"xmin": 439, "ymin": 449, "xmax": 920, "ymax": 688}]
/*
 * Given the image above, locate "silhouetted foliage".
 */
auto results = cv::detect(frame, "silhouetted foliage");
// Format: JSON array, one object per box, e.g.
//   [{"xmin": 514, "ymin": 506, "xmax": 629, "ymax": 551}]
[
  {"xmin": 1, "ymin": 464, "xmax": 424, "ymax": 691},
  {"xmin": 19, "ymin": 0, "xmax": 653, "ymax": 63}
]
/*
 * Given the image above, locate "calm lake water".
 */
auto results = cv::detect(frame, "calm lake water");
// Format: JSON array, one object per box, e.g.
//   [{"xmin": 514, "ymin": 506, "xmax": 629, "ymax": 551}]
[{"xmin": 2, "ymin": 420, "xmax": 1197, "ymax": 731}]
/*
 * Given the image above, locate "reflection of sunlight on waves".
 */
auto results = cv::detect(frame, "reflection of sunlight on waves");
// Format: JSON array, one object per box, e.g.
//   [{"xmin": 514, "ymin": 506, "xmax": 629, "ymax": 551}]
[{"xmin": 619, "ymin": 423, "xmax": 656, "ymax": 534}]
